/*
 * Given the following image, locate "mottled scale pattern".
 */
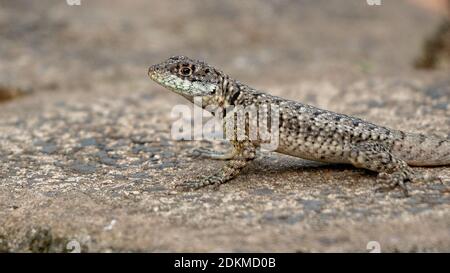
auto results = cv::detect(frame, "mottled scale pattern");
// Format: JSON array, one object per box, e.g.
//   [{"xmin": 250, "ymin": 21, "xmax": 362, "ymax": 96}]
[
  {"xmin": 231, "ymin": 88, "xmax": 397, "ymax": 164},
  {"xmin": 148, "ymin": 56, "xmax": 449, "ymax": 195}
]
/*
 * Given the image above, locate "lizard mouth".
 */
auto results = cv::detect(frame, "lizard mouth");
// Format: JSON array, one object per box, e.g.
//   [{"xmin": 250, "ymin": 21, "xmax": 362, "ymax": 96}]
[
  {"xmin": 147, "ymin": 70, "xmax": 180, "ymax": 92},
  {"xmin": 147, "ymin": 68, "xmax": 167, "ymax": 87}
]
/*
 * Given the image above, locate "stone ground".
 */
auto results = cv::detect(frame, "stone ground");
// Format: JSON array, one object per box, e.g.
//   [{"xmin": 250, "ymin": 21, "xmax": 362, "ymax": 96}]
[{"xmin": 0, "ymin": 0, "xmax": 449, "ymax": 252}]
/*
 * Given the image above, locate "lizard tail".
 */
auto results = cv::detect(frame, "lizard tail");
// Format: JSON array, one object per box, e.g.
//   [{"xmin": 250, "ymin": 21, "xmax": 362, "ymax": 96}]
[{"xmin": 393, "ymin": 132, "xmax": 450, "ymax": 166}]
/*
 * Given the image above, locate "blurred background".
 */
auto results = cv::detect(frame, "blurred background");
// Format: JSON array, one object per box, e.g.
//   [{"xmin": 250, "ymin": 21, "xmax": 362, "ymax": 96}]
[{"xmin": 0, "ymin": 0, "xmax": 448, "ymax": 101}]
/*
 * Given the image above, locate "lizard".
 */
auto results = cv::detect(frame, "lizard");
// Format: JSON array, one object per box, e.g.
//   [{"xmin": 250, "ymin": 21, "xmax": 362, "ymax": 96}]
[{"xmin": 148, "ymin": 55, "xmax": 449, "ymax": 196}]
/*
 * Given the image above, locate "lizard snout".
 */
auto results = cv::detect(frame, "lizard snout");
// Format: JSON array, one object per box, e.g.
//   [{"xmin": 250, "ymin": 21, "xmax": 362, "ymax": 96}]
[{"xmin": 148, "ymin": 64, "xmax": 161, "ymax": 77}]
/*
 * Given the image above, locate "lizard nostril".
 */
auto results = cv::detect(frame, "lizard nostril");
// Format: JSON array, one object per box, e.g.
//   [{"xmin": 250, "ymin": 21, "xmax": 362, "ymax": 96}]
[{"xmin": 148, "ymin": 65, "xmax": 159, "ymax": 76}]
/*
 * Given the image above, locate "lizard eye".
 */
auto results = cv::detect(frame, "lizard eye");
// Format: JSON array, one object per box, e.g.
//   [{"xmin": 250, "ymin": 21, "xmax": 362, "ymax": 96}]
[{"xmin": 179, "ymin": 67, "xmax": 193, "ymax": 77}]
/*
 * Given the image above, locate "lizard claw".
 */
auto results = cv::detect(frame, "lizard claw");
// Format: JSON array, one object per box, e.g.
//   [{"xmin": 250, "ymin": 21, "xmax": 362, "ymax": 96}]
[
  {"xmin": 187, "ymin": 148, "xmax": 205, "ymax": 158},
  {"xmin": 174, "ymin": 181, "xmax": 200, "ymax": 191},
  {"xmin": 174, "ymin": 174, "xmax": 224, "ymax": 191},
  {"xmin": 174, "ymin": 177, "xmax": 212, "ymax": 191},
  {"xmin": 375, "ymin": 172, "xmax": 411, "ymax": 197},
  {"xmin": 188, "ymin": 147, "xmax": 235, "ymax": 160}
]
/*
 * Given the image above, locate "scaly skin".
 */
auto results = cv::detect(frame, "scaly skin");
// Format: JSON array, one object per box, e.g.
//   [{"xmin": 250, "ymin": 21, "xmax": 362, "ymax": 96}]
[{"xmin": 148, "ymin": 56, "xmax": 449, "ymax": 196}]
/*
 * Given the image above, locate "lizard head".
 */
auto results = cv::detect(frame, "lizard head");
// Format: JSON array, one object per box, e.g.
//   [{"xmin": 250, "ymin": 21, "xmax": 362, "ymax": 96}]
[{"xmin": 148, "ymin": 56, "xmax": 221, "ymax": 101}]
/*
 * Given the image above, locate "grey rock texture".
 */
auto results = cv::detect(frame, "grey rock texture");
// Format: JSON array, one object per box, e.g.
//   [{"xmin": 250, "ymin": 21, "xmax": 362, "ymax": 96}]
[{"xmin": 0, "ymin": 0, "xmax": 449, "ymax": 252}]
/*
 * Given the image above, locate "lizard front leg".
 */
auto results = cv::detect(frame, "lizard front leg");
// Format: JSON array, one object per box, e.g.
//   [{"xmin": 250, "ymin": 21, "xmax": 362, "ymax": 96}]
[
  {"xmin": 176, "ymin": 140, "xmax": 256, "ymax": 190},
  {"xmin": 349, "ymin": 142, "xmax": 418, "ymax": 196},
  {"xmin": 189, "ymin": 147, "xmax": 236, "ymax": 160}
]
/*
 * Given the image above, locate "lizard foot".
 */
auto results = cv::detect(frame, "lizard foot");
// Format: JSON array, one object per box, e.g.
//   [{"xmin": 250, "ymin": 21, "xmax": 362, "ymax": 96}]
[
  {"xmin": 375, "ymin": 172, "xmax": 445, "ymax": 197},
  {"xmin": 174, "ymin": 176, "xmax": 221, "ymax": 191},
  {"xmin": 374, "ymin": 172, "xmax": 412, "ymax": 197},
  {"xmin": 174, "ymin": 179, "xmax": 206, "ymax": 191},
  {"xmin": 188, "ymin": 147, "xmax": 234, "ymax": 160}
]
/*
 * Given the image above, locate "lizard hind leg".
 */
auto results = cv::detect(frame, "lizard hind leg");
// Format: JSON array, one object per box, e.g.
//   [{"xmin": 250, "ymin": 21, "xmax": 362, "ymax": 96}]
[{"xmin": 349, "ymin": 142, "xmax": 417, "ymax": 196}]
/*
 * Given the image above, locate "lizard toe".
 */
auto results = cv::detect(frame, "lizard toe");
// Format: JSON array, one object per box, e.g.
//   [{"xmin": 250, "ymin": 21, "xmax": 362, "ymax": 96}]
[
  {"xmin": 174, "ymin": 180, "xmax": 206, "ymax": 191},
  {"xmin": 375, "ymin": 172, "xmax": 411, "ymax": 197}
]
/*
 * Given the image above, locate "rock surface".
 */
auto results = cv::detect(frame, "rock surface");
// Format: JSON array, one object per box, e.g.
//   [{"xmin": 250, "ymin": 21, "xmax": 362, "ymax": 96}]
[{"xmin": 0, "ymin": 0, "xmax": 449, "ymax": 252}]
